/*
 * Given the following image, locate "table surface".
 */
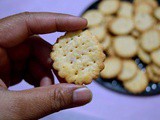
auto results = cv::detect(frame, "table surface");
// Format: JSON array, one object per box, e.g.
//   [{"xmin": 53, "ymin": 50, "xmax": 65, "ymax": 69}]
[{"xmin": 0, "ymin": 0, "xmax": 160, "ymax": 120}]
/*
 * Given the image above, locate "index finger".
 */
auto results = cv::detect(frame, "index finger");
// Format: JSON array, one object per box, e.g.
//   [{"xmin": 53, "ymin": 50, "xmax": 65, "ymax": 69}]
[{"xmin": 0, "ymin": 12, "xmax": 87, "ymax": 48}]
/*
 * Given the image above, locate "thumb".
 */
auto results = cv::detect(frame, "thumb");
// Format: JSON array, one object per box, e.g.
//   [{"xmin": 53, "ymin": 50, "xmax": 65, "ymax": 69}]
[{"xmin": 8, "ymin": 83, "xmax": 92, "ymax": 120}]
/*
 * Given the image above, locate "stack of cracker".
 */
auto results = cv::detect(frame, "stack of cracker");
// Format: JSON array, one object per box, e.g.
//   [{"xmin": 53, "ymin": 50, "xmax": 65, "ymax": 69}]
[{"xmin": 83, "ymin": 0, "xmax": 160, "ymax": 94}]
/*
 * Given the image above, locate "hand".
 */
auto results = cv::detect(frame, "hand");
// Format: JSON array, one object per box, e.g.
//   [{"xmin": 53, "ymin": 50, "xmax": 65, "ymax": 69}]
[{"xmin": 0, "ymin": 12, "xmax": 92, "ymax": 120}]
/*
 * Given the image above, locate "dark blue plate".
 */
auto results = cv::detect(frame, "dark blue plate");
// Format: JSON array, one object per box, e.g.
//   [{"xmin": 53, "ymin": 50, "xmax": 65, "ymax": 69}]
[{"xmin": 82, "ymin": 0, "xmax": 160, "ymax": 96}]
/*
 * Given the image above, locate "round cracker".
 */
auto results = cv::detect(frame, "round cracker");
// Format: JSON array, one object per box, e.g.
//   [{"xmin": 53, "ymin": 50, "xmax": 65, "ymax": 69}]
[
  {"xmin": 151, "ymin": 64, "xmax": 160, "ymax": 76},
  {"xmin": 134, "ymin": 13, "xmax": 155, "ymax": 32},
  {"xmin": 105, "ymin": 46, "xmax": 115, "ymax": 56},
  {"xmin": 118, "ymin": 60, "xmax": 138, "ymax": 81},
  {"xmin": 98, "ymin": 0, "xmax": 120, "ymax": 15},
  {"xmin": 146, "ymin": 65, "xmax": 160, "ymax": 83},
  {"xmin": 109, "ymin": 17, "xmax": 134, "ymax": 35},
  {"xmin": 89, "ymin": 26, "xmax": 106, "ymax": 42},
  {"xmin": 104, "ymin": 15, "xmax": 115, "ymax": 29},
  {"xmin": 100, "ymin": 57, "xmax": 122, "ymax": 79},
  {"xmin": 135, "ymin": 2, "xmax": 153, "ymax": 14},
  {"xmin": 51, "ymin": 30, "xmax": 105, "ymax": 85},
  {"xmin": 140, "ymin": 30, "xmax": 160, "ymax": 53},
  {"xmin": 82, "ymin": 10, "xmax": 103, "ymax": 27},
  {"xmin": 113, "ymin": 36, "xmax": 138, "ymax": 58},
  {"xmin": 118, "ymin": 1, "xmax": 133, "ymax": 18},
  {"xmin": 134, "ymin": 0, "xmax": 158, "ymax": 9},
  {"xmin": 151, "ymin": 49, "xmax": 160, "ymax": 67},
  {"xmin": 138, "ymin": 48, "xmax": 151, "ymax": 64},
  {"xmin": 100, "ymin": 35, "xmax": 112, "ymax": 51},
  {"xmin": 154, "ymin": 7, "xmax": 160, "ymax": 20},
  {"xmin": 123, "ymin": 70, "xmax": 148, "ymax": 94}
]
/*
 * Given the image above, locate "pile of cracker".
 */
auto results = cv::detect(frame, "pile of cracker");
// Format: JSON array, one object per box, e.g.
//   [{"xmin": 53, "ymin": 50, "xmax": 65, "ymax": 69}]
[{"xmin": 83, "ymin": 0, "xmax": 160, "ymax": 94}]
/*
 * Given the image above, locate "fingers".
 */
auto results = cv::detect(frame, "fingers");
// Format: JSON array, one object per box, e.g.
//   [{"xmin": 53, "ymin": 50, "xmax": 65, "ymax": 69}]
[
  {"xmin": 0, "ymin": 79, "xmax": 7, "ymax": 90},
  {"xmin": 27, "ymin": 36, "xmax": 54, "ymax": 86},
  {"xmin": 0, "ymin": 12, "xmax": 87, "ymax": 48},
  {"xmin": 40, "ymin": 77, "xmax": 53, "ymax": 87},
  {"xmin": 28, "ymin": 35, "xmax": 53, "ymax": 69},
  {"xmin": 0, "ymin": 47, "xmax": 11, "ymax": 86},
  {"xmin": 10, "ymin": 61, "xmax": 26, "ymax": 86},
  {"xmin": 7, "ymin": 43, "xmax": 30, "ymax": 61},
  {"xmin": 27, "ymin": 59, "xmax": 54, "ymax": 87},
  {"xmin": 6, "ymin": 43, "xmax": 30, "ymax": 86},
  {"xmin": 8, "ymin": 84, "xmax": 92, "ymax": 119}
]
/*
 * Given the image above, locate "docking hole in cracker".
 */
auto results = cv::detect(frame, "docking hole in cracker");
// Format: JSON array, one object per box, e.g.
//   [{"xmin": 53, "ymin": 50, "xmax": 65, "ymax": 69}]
[{"xmin": 51, "ymin": 30, "xmax": 105, "ymax": 85}]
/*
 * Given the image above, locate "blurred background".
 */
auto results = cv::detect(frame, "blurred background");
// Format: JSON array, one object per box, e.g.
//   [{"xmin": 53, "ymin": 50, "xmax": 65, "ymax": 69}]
[{"xmin": 0, "ymin": 0, "xmax": 160, "ymax": 120}]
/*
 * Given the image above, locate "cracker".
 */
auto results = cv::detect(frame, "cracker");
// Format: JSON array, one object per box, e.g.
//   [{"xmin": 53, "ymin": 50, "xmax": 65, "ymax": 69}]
[
  {"xmin": 134, "ymin": 0, "xmax": 158, "ymax": 9},
  {"xmin": 100, "ymin": 57, "xmax": 122, "ymax": 79},
  {"xmin": 140, "ymin": 30, "xmax": 160, "ymax": 52},
  {"xmin": 105, "ymin": 46, "xmax": 115, "ymax": 56},
  {"xmin": 154, "ymin": 7, "xmax": 160, "ymax": 20},
  {"xmin": 82, "ymin": 10, "xmax": 103, "ymax": 27},
  {"xmin": 118, "ymin": 60, "xmax": 138, "ymax": 81},
  {"xmin": 98, "ymin": 0, "xmax": 120, "ymax": 15},
  {"xmin": 138, "ymin": 48, "xmax": 151, "ymax": 64},
  {"xmin": 113, "ymin": 36, "xmax": 138, "ymax": 58},
  {"xmin": 118, "ymin": 1, "xmax": 133, "ymax": 18},
  {"xmin": 104, "ymin": 15, "xmax": 115, "ymax": 29},
  {"xmin": 51, "ymin": 30, "xmax": 105, "ymax": 85},
  {"xmin": 109, "ymin": 17, "xmax": 134, "ymax": 35},
  {"xmin": 100, "ymin": 34, "xmax": 112, "ymax": 51},
  {"xmin": 146, "ymin": 65, "xmax": 160, "ymax": 83},
  {"xmin": 134, "ymin": 13, "xmax": 155, "ymax": 32},
  {"xmin": 135, "ymin": 2, "xmax": 153, "ymax": 14},
  {"xmin": 89, "ymin": 26, "xmax": 106, "ymax": 42},
  {"xmin": 151, "ymin": 49, "xmax": 160, "ymax": 67},
  {"xmin": 123, "ymin": 70, "xmax": 148, "ymax": 94},
  {"xmin": 151, "ymin": 64, "xmax": 160, "ymax": 76}
]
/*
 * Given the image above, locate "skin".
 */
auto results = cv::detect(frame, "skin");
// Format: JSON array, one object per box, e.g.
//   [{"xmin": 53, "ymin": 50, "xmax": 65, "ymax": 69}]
[{"xmin": 0, "ymin": 12, "xmax": 92, "ymax": 120}]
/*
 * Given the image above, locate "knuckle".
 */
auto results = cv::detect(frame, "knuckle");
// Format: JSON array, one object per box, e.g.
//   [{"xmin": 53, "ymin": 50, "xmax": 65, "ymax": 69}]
[
  {"xmin": 20, "ymin": 11, "xmax": 33, "ymax": 34},
  {"xmin": 48, "ymin": 87, "xmax": 69, "ymax": 112}
]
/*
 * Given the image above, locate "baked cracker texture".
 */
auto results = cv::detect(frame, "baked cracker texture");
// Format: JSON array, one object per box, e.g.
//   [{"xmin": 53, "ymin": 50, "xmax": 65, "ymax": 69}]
[{"xmin": 51, "ymin": 30, "xmax": 105, "ymax": 85}]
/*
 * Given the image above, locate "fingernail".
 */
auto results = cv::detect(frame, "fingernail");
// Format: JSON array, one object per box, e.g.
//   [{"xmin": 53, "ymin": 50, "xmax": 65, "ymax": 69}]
[
  {"xmin": 40, "ymin": 77, "xmax": 52, "ymax": 86},
  {"xmin": 73, "ymin": 87, "xmax": 92, "ymax": 106}
]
